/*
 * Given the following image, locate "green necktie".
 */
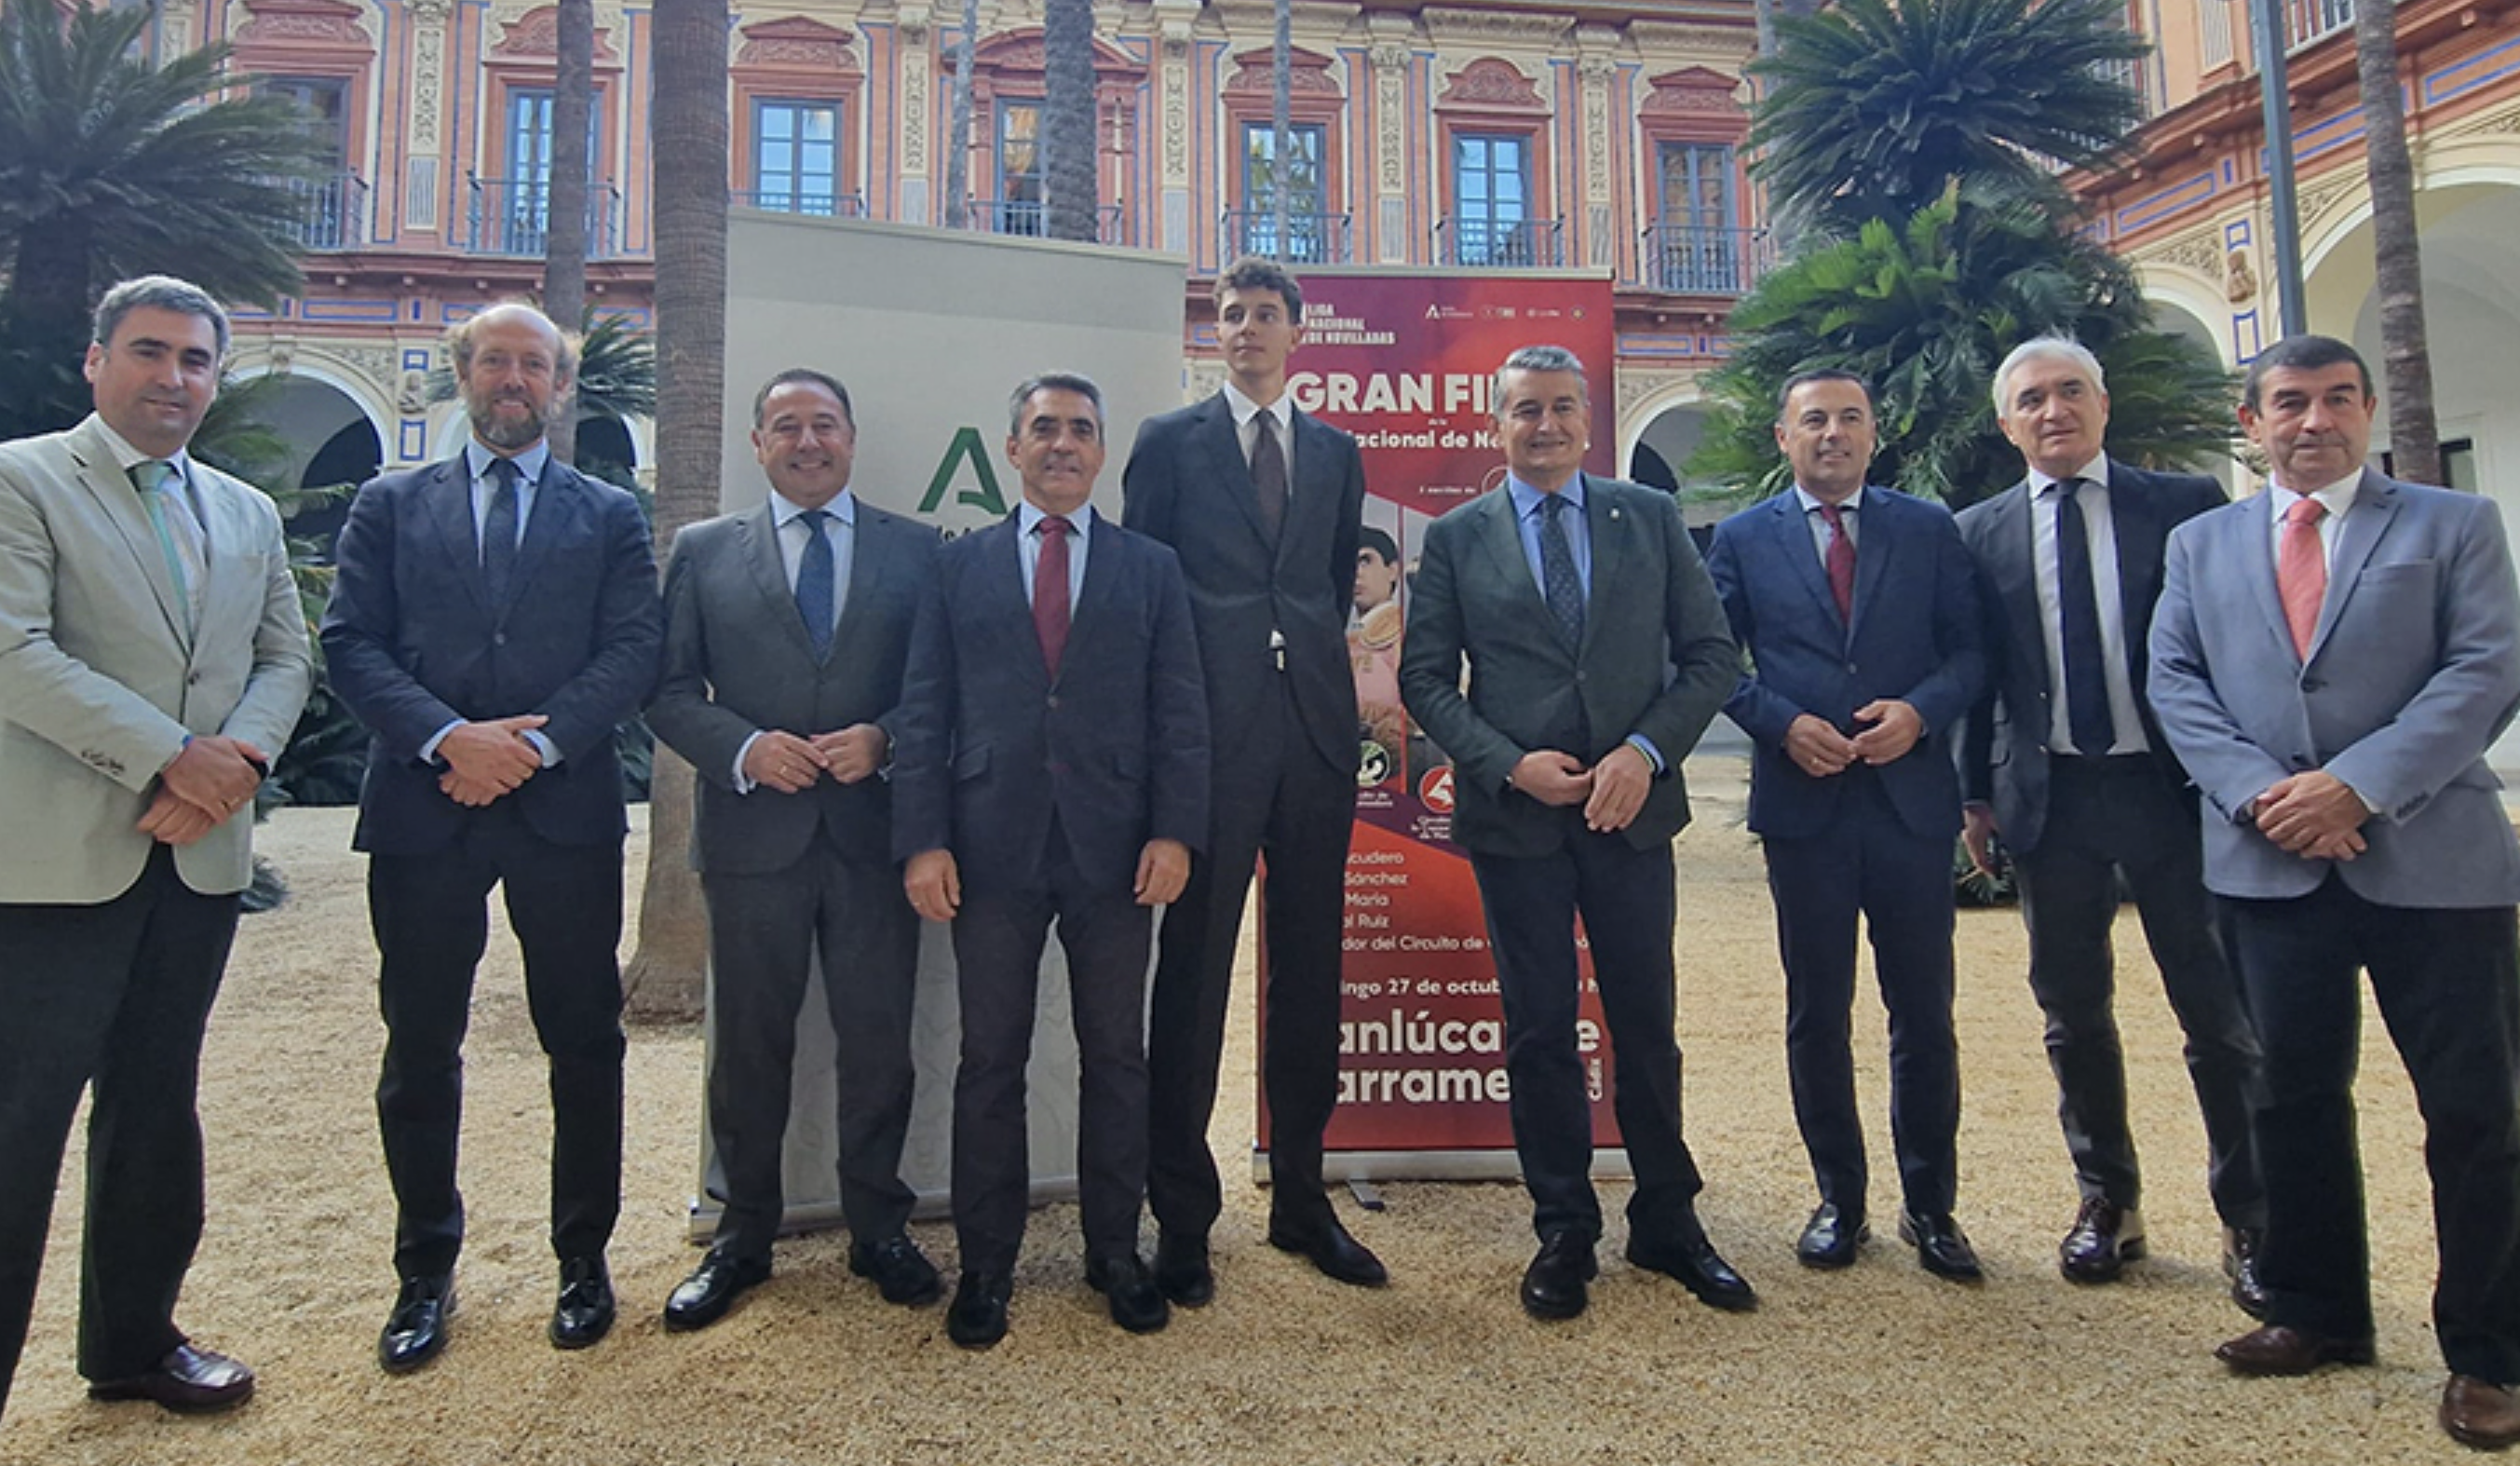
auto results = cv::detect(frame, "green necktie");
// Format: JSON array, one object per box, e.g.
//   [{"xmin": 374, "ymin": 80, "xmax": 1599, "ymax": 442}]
[{"xmin": 131, "ymin": 460, "xmax": 195, "ymax": 628}]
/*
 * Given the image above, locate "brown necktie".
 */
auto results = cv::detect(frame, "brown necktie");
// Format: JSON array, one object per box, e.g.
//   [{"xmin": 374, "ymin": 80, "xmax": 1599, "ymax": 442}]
[
  {"xmin": 2278, "ymin": 496, "xmax": 2326, "ymax": 658},
  {"xmin": 1250, "ymin": 414, "xmax": 1286, "ymax": 542}
]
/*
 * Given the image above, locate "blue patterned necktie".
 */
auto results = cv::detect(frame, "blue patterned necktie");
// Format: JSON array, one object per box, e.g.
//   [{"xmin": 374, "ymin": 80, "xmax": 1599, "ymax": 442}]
[
  {"xmin": 796, "ymin": 507, "xmax": 835, "ymax": 660},
  {"xmin": 1538, "ymin": 493, "xmax": 1584, "ymax": 651},
  {"xmin": 483, "ymin": 457, "xmax": 522, "ymax": 606},
  {"xmin": 2053, "ymin": 478, "xmax": 2116, "ymax": 754}
]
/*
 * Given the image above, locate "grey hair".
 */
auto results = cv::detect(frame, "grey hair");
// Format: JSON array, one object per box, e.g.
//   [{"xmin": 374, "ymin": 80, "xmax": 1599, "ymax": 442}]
[
  {"xmin": 1009, "ymin": 372, "xmax": 1104, "ymax": 434},
  {"xmin": 93, "ymin": 275, "xmax": 230, "ymax": 359},
  {"xmin": 1992, "ymin": 336, "xmax": 2107, "ymax": 421},
  {"xmin": 1491, "ymin": 345, "xmax": 1589, "ymax": 412}
]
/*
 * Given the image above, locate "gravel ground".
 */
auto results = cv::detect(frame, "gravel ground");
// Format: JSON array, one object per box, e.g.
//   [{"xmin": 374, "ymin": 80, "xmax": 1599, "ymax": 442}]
[{"xmin": 1, "ymin": 756, "xmax": 2470, "ymax": 1465}]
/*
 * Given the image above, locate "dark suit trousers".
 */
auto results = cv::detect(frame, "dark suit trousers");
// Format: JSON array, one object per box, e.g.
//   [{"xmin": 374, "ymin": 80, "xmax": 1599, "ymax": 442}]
[
  {"xmin": 951, "ymin": 822, "xmax": 1155, "ymax": 1276},
  {"xmin": 2225, "ymin": 877, "xmax": 2520, "ymax": 1380},
  {"xmin": 1764, "ymin": 771, "xmax": 1962, "ymax": 1218},
  {"xmin": 1470, "ymin": 816, "xmax": 1704, "ymax": 1244},
  {"xmin": 0, "ymin": 847, "xmax": 237, "ymax": 1414},
  {"xmin": 369, "ymin": 801, "xmax": 626, "ymax": 1279},
  {"xmin": 1147, "ymin": 672, "xmax": 1352, "ymax": 1238},
  {"xmin": 2014, "ymin": 755, "xmax": 2263, "ymax": 1225},
  {"xmin": 701, "ymin": 843, "xmax": 920, "ymax": 1259}
]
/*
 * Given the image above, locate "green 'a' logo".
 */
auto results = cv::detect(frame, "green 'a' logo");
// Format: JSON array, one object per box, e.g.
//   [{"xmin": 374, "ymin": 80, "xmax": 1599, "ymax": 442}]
[{"xmin": 919, "ymin": 427, "xmax": 1006, "ymax": 515}]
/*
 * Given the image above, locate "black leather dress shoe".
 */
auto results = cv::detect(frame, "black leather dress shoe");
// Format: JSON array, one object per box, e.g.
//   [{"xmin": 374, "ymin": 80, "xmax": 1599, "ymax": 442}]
[
  {"xmin": 947, "ymin": 1270, "xmax": 1011, "ymax": 1350},
  {"xmin": 1897, "ymin": 1211, "xmax": 1985, "ymax": 1283},
  {"xmin": 88, "ymin": 1343, "xmax": 255, "ymax": 1414},
  {"xmin": 1267, "ymin": 1214, "xmax": 1389, "ymax": 1288},
  {"xmin": 849, "ymin": 1234, "xmax": 942, "ymax": 1306},
  {"xmin": 378, "ymin": 1274, "xmax": 454, "ymax": 1374},
  {"xmin": 1085, "ymin": 1252, "xmax": 1172, "ymax": 1335},
  {"xmin": 663, "ymin": 1249, "xmax": 772, "ymax": 1332},
  {"xmin": 2225, "ymin": 1227, "xmax": 2270, "ymax": 1320},
  {"xmin": 549, "ymin": 1256, "xmax": 616, "ymax": 1350},
  {"xmin": 1520, "ymin": 1231, "xmax": 1597, "ymax": 1321},
  {"xmin": 1796, "ymin": 1203, "xmax": 1868, "ymax": 1269},
  {"xmin": 1155, "ymin": 1231, "xmax": 1213, "ymax": 1308},
  {"xmin": 2059, "ymin": 1198, "xmax": 2145, "ymax": 1284},
  {"xmin": 2215, "ymin": 1323, "xmax": 2375, "ymax": 1376},
  {"xmin": 1629, "ymin": 1223, "xmax": 1757, "ymax": 1312}
]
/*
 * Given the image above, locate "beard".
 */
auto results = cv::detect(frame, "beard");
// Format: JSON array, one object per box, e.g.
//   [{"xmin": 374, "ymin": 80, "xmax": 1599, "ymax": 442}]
[{"xmin": 467, "ymin": 392, "xmax": 552, "ymax": 450}]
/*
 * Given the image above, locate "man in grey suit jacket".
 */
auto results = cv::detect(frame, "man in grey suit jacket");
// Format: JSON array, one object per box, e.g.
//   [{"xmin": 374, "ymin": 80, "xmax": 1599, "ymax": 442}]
[
  {"xmin": 1955, "ymin": 337, "xmax": 2264, "ymax": 1306},
  {"xmin": 0, "ymin": 277, "xmax": 311, "ymax": 1419},
  {"xmin": 646, "ymin": 370, "xmax": 942, "ymax": 1330},
  {"xmin": 1401, "ymin": 346, "xmax": 1752, "ymax": 1322},
  {"xmin": 2147, "ymin": 334, "xmax": 2520, "ymax": 1450}
]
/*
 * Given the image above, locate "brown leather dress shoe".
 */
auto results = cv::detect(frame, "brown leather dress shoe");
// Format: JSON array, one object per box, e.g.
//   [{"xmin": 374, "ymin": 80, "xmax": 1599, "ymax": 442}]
[
  {"xmin": 2215, "ymin": 1323, "xmax": 2376, "ymax": 1376},
  {"xmin": 88, "ymin": 1343, "xmax": 256, "ymax": 1414},
  {"xmin": 2443, "ymin": 1375, "xmax": 2520, "ymax": 1450}
]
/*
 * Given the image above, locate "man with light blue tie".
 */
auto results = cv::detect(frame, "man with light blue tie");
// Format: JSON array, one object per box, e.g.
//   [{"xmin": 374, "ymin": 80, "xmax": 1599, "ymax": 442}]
[
  {"xmin": 323, "ymin": 301, "xmax": 662, "ymax": 1375},
  {"xmin": 0, "ymin": 276, "xmax": 311, "ymax": 1419},
  {"xmin": 646, "ymin": 369, "xmax": 943, "ymax": 1331}
]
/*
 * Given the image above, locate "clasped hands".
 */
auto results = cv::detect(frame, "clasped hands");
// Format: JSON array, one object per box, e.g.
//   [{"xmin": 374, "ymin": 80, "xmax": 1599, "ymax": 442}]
[
  {"xmin": 1785, "ymin": 701, "xmax": 1922, "ymax": 779},
  {"xmin": 141, "ymin": 735, "xmax": 269, "ymax": 846},
  {"xmin": 2248, "ymin": 769, "xmax": 2370, "ymax": 862},
  {"xmin": 1511, "ymin": 740, "xmax": 1655, "ymax": 834},
  {"xmin": 740, "ymin": 724, "xmax": 888, "ymax": 794},
  {"xmin": 436, "ymin": 714, "xmax": 551, "ymax": 807}
]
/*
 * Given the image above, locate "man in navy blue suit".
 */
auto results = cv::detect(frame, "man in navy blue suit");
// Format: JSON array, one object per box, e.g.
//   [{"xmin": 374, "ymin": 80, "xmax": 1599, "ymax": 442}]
[
  {"xmin": 1706, "ymin": 369, "xmax": 1985, "ymax": 1281},
  {"xmin": 892, "ymin": 373, "xmax": 1209, "ymax": 1351},
  {"xmin": 322, "ymin": 301, "xmax": 662, "ymax": 1374}
]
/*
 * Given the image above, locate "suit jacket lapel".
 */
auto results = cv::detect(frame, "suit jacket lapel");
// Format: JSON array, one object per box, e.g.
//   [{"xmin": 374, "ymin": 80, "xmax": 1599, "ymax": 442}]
[
  {"xmin": 986, "ymin": 514, "xmax": 1051, "ymax": 686},
  {"xmin": 64, "ymin": 421, "xmax": 192, "ymax": 651},
  {"xmin": 1197, "ymin": 396, "xmax": 1273, "ymax": 548},
  {"xmin": 2311, "ymin": 470, "xmax": 2398, "ymax": 660},
  {"xmin": 426, "ymin": 458, "xmax": 491, "ymax": 619},
  {"xmin": 1986, "ymin": 482, "xmax": 2045, "ymax": 690},
  {"xmin": 741, "ymin": 501, "xmax": 821, "ymax": 662},
  {"xmin": 2107, "ymin": 465, "xmax": 2168, "ymax": 678},
  {"xmin": 1772, "ymin": 493, "xmax": 1842, "ymax": 635},
  {"xmin": 1058, "ymin": 508, "xmax": 1125, "ymax": 685},
  {"xmin": 504, "ymin": 463, "xmax": 583, "ymax": 614},
  {"xmin": 1476, "ymin": 488, "xmax": 1562, "ymax": 657},
  {"xmin": 1575, "ymin": 475, "xmax": 1620, "ymax": 658},
  {"xmin": 1846, "ymin": 488, "xmax": 1893, "ymax": 638},
  {"xmin": 2235, "ymin": 492, "xmax": 2291, "ymax": 658}
]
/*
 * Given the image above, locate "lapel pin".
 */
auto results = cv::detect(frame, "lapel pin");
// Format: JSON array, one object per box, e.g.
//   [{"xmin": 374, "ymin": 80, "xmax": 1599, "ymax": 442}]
[{"xmin": 1609, "ymin": 508, "xmax": 1620, "ymax": 521}]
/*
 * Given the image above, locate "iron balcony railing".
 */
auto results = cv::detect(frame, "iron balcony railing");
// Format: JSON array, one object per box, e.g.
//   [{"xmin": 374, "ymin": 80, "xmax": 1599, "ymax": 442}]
[
  {"xmin": 465, "ymin": 176, "xmax": 622, "ymax": 257},
  {"xmin": 278, "ymin": 171, "xmax": 370, "ymax": 251},
  {"xmin": 961, "ymin": 199, "xmax": 1126, "ymax": 244},
  {"xmin": 1433, "ymin": 216, "xmax": 1565, "ymax": 269},
  {"xmin": 1219, "ymin": 209, "xmax": 1352, "ymax": 265},
  {"xmin": 731, "ymin": 189, "xmax": 868, "ymax": 219},
  {"xmin": 1639, "ymin": 223, "xmax": 1777, "ymax": 296}
]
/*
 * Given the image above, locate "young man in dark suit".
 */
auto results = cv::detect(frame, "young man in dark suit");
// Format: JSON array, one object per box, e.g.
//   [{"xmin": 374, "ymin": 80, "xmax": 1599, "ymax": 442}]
[
  {"xmin": 893, "ymin": 373, "xmax": 1209, "ymax": 1351},
  {"xmin": 322, "ymin": 302, "xmax": 662, "ymax": 1373},
  {"xmin": 645, "ymin": 369, "xmax": 943, "ymax": 1330},
  {"xmin": 1955, "ymin": 336, "xmax": 2263, "ymax": 1307},
  {"xmin": 1401, "ymin": 345, "xmax": 1754, "ymax": 1322},
  {"xmin": 1122, "ymin": 258, "xmax": 1382, "ymax": 1305},
  {"xmin": 1705, "ymin": 370, "xmax": 1985, "ymax": 1282}
]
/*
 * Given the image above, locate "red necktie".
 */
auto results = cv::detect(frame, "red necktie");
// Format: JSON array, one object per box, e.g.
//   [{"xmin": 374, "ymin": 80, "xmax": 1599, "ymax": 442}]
[
  {"xmin": 1034, "ymin": 515, "xmax": 1072, "ymax": 678},
  {"xmin": 1820, "ymin": 502, "xmax": 1855, "ymax": 621},
  {"xmin": 2278, "ymin": 496, "xmax": 2326, "ymax": 658}
]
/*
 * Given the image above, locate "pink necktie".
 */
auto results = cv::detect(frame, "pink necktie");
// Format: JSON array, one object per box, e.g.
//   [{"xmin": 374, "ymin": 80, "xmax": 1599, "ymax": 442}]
[
  {"xmin": 1820, "ymin": 503, "xmax": 1854, "ymax": 621},
  {"xmin": 2278, "ymin": 496, "xmax": 2326, "ymax": 658}
]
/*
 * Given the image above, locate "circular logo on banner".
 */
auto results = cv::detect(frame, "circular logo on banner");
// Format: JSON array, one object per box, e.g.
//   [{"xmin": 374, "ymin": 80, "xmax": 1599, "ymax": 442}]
[
  {"xmin": 1418, "ymin": 764, "xmax": 1456, "ymax": 812},
  {"xmin": 1358, "ymin": 741, "xmax": 1391, "ymax": 788}
]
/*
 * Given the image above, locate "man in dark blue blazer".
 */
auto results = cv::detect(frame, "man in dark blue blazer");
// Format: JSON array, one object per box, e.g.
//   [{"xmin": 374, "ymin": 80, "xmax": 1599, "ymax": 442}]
[
  {"xmin": 1706, "ymin": 369, "xmax": 1985, "ymax": 1281},
  {"xmin": 321, "ymin": 302, "xmax": 662, "ymax": 1373},
  {"xmin": 892, "ymin": 373, "xmax": 1209, "ymax": 1351},
  {"xmin": 1955, "ymin": 337, "xmax": 2263, "ymax": 1307},
  {"xmin": 1402, "ymin": 346, "xmax": 1753, "ymax": 1322}
]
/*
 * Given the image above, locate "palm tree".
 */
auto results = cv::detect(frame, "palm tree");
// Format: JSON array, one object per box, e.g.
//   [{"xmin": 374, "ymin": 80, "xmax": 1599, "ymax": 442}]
[
  {"xmin": 1747, "ymin": 0, "xmax": 2149, "ymax": 231},
  {"xmin": 1040, "ymin": 0, "xmax": 1098, "ymax": 242},
  {"xmin": 1270, "ymin": 0, "xmax": 1293, "ymax": 257},
  {"xmin": 2353, "ymin": 0, "xmax": 2440, "ymax": 484},
  {"xmin": 944, "ymin": 0, "xmax": 979, "ymax": 227},
  {"xmin": 626, "ymin": 0, "xmax": 731, "ymax": 1019},
  {"xmin": 0, "ymin": 1, "xmax": 319, "ymax": 439},
  {"xmin": 543, "ymin": 0, "xmax": 596, "ymax": 464}
]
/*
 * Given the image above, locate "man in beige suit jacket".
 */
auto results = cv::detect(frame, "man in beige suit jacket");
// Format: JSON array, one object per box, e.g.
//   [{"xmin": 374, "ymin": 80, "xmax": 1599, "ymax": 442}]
[{"xmin": 0, "ymin": 277, "xmax": 311, "ymax": 1423}]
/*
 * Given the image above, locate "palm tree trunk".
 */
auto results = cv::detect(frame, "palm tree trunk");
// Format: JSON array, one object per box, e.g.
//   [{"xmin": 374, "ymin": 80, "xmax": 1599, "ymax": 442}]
[
  {"xmin": 2354, "ymin": 0, "xmax": 2440, "ymax": 484},
  {"xmin": 626, "ymin": 0, "xmax": 729, "ymax": 1021},
  {"xmin": 944, "ymin": 0, "xmax": 977, "ymax": 228},
  {"xmin": 544, "ymin": 0, "xmax": 593, "ymax": 465},
  {"xmin": 1271, "ymin": 0, "xmax": 1291, "ymax": 256},
  {"xmin": 1041, "ymin": 0, "xmax": 1098, "ymax": 242}
]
